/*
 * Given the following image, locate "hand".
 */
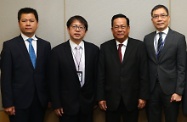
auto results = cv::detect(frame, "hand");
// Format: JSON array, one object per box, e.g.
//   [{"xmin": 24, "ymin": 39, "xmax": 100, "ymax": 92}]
[
  {"xmin": 170, "ymin": 93, "xmax": 182, "ymax": 102},
  {"xmin": 137, "ymin": 99, "xmax": 146, "ymax": 109},
  {"xmin": 98, "ymin": 100, "xmax": 107, "ymax": 111},
  {"xmin": 4, "ymin": 106, "xmax": 15, "ymax": 115},
  {"xmin": 54, "ymin": 108, "xmax": 64, "ymax": 116}
]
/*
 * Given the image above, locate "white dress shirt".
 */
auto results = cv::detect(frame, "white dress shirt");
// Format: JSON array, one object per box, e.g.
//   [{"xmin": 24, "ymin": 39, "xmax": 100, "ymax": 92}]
[
  {"xmin": 116, "ymin": 38, "xmax": 128, "ymax": 61},
  {"xmin": 154, "ymin": 27, "xmax": 169, "ymax": 54},
  {"xmin": 70, "ymin": 40, "xmax": 85, "ymax": 87},
  {"xmin": 21, "ymin": 33, "xmax": 37, "ymax": 56}
]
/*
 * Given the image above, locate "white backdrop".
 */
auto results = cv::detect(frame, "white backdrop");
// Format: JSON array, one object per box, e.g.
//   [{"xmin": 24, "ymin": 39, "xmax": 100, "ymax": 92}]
[
  {"xmin": 65, "ymin": 0, "xmax": 168, "ymax": 45},
  {"xmin": 1, "ymin": 0, "xmax": 187, "ymax": 110}
]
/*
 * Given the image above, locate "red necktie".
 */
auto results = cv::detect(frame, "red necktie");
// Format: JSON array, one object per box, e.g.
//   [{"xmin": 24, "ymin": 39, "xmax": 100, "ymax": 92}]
[{"xmin": 118, "ymin": 44, "xmax": 123, "ymax": 63}]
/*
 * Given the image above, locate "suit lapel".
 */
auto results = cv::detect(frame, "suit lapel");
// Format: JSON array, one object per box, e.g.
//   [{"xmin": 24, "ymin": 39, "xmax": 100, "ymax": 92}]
[
  {"xmin": 84, "ymin": 41, "xmax": 89, "ymax": 72},
  {"xmin": 84, "ymin": 41, "xmax": 89, "ymax": 84},
  {"xmin": 122, "ymin": 38, "xmax": 133, "ymax": 64},
  {"xmin": 109, "ymin": 40, "xmax": 121, "ymax": 64},
  {"xmin": 35, "ymin": 38, "xmax": 43, "ymax": 69},
  {"xmin": 64, "ymin": 41, "xmax": 78, "ymax": 75},
  {"xmin": 145, "ymin": 32, "xmax": 157, "ymax": 63},
  {"xmin": 65, "ymin": 41, "xmax": 83, "ymax": 86},
  {"xmin": 16, "ymin": 35, "xmax": 34, "ymax": 69},
  {"xmin": 158, "ymin": 29, "xmax": 173, "ymax": 61},
  {"xmin": 149, "ymin": 32, "xmax": 157, "ymax": 63}
]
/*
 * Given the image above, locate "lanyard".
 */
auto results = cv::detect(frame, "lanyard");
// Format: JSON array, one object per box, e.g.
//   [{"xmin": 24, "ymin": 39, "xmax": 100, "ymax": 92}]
[{"xmin": 72, "ymin": 48, "xmax": 83, "ymax": 71}]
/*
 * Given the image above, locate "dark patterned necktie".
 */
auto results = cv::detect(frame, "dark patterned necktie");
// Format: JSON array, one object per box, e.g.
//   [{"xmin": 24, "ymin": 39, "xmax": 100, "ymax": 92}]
[{"xmin": 157, "ymin": 32, "xmax": 163, "ymax": 59}]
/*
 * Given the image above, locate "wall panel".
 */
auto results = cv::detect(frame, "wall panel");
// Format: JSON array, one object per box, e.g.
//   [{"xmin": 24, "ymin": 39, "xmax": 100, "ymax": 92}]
[
  {"xmin": 170, "ymin": 0, "xmax": 187, "ymax": 39},
  {"xmin": 65, "ymin": 0, "xmax": 169, "ymax": 46}
]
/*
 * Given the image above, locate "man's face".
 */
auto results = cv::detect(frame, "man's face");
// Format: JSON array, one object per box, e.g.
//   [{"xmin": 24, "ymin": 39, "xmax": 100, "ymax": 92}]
[
  {"xmin": 67, "ymin": 20, "xmax": 86, "ymax": 43},
  {"xmin": 19, "ymin": 13, "xmax": 38, "ymax": 37},
  {"xmin": 151, "ymin": 8, "xmax": 170, "ymax": 31},
  {"xmin": 111, "ymin": 18, "xmax": 130, "ymax": 43}
]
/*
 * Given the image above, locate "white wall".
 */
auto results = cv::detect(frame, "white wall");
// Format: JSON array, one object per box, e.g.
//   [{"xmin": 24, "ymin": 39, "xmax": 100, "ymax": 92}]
[
  {"xmin": 1, "ymin": 0, "xmax": 187, "ymax": 110},
  {"xmin": 0, "ymin": 0, "xmax": 65, "ymax": 48},
  {"xmin": 65, "ymin": 0, "xmax": 169, "ymax": 45},
  {"xmin": 0, "ymin": 0, "xmax": 170, "ymax": 49},
  {"xmin": 170, "ymin": 0, "xmax": 187, "ymax": 39}
]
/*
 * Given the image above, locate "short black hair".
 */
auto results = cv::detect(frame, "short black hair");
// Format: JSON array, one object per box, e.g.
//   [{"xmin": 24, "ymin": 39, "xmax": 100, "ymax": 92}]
[
  {"xmin": 111, "ymin": 14, "xmax": 130, "ymax": 27},
  {"xmin": 66, "ymin": 15, "xmax": 88, "ymax": 31},
  {"xmin": 151, "ymin": 4, "xmax": 169, "ymax": 16},
  {"xmin": 18, "ymin": 7, "xmax": 38, "ymax": 22}
]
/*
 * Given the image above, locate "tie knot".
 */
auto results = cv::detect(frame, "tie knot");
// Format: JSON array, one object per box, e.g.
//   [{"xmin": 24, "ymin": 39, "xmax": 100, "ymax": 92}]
[
  {"xmin": 75, "ymin": 46, "xmax": 81, "ymax": 50},
  {"xmin": 158, "ymin": 32, "xmax": 163, "ymax": 37},
  {"xmin": 27, "ymin": 38, "xmax": 33, "ymax": 43},
  {"xmin": 118, "ymin": 44, "xmax": 123, "ymax": 48}
]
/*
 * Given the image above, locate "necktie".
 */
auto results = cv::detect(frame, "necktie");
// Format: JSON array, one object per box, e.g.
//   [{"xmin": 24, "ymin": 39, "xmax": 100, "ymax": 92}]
[
  {"xmin": 75, "ymin": 46, "xmax": 83, "ymax": 85},
  {"xmin": 27, "ymin": 38, "xmax": 36, "ymax": 68},
  {"xmin": 75, "ymin": 46, "xmax": 82, "ymax": 70},
  {"xmin": 118, "ymin": 44, "xmax": 123, "ymax": 63},
  {"xmin": 157, "ymin": 32, "xmax": 163, "ymax": 59}
]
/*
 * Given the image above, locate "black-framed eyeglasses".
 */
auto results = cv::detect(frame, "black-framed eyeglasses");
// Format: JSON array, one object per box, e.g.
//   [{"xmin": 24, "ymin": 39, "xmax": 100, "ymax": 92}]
[{"xmin": 71, "ymin": 25, "xmax": 85, "ymax": 31}]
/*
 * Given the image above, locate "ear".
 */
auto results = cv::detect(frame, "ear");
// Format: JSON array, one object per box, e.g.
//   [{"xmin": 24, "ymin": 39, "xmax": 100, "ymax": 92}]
[
  {"xmin": 168, "ymin": 16, "xmax": 171, "ymax": 21},
  {"xmin": 67, "ymin": 27, "xmax": 70, "ymax": 32},
  {"xmin": 111, "ymin": 27, "xmax": 113, "ymax": 32},
  {"xmin": 36, "ymin": 22, "xmax": 39, "ymax": 28}
]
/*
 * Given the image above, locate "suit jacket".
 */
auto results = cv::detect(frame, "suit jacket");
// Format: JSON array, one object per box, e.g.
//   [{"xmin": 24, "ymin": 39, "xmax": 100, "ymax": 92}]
[
  {"xmin": 182, "ymin": 52, "xmax": 187, "ymax": 115},
  {"xmin": 1, "ymin": 35, "xmax": 51, "ymax": 109},
  {"xmin": 144, "ymin": 28, "xmax": 186, "ymax": 95},
  {"xmin": 48, "ymin": 40, "xmax": 99, "ymax": 115},
  {"xmin": 97, "ymin": 38, "xmax": 149, "ymax": 111}
]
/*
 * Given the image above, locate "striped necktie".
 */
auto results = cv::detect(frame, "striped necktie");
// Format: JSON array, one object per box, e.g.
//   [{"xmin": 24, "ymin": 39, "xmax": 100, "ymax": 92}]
[{"xmin": 157, "ymin": 32, "xmax": 163, "ymax": 59}]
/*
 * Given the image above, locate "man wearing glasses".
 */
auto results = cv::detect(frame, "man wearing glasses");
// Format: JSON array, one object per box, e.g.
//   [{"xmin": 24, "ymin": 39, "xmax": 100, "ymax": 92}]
[
  {"xmin": 144, "ymin": 4, "xmax": 186, "ymax": 122},
  {"xmin": 48, "ymin": 15, "xmax": 99, "ymax": 122}
]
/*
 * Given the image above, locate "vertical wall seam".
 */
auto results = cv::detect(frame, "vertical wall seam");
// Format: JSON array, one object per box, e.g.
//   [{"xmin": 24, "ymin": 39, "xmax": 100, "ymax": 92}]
[
  {"xmin": 169, "ymin": 0, "xmax": 171, "ymax": 27},
  {"xmin": 64, "ymin": 0, "xmax": 66, "ymax": 42}
]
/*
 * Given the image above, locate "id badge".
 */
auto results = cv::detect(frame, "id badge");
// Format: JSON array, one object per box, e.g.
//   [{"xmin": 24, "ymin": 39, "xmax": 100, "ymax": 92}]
[{"xmin": 77, "ymin": 71, "xmax": 82, "ymax": 82}]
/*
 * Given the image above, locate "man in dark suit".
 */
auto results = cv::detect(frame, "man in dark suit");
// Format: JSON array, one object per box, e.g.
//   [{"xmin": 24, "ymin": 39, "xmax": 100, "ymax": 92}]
[
  {"xmin": 144, "ymin": 5, "xmax": 186, "ymax": 122},
  {"xmin": 48, "ymin": 15, "xmax": 99, "ymax": 122},
  {"xmin": 0, "ymin": 7, "xmax": 51, "ymax": 122},
  {"xmin": 97, "ymin": 14, "xmax": 149, "ymax": 122}
]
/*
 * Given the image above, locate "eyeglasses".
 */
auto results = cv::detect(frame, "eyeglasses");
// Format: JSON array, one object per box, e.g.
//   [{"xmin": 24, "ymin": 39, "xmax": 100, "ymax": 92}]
[
  {"xmin": 112, "ymin": 25, "xmax": 127, "ymax": 30},
  {"xmin": 152, "ymin": 14, "xmax": 168, "ymax": 19},
  {"xmin": 71, "ymin": 25, "xmax": 85, "ymax": 31}
]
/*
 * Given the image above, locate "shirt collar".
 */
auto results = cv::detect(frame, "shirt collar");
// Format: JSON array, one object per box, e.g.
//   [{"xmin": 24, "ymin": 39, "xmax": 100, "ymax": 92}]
[
  {"xmin": 69, "ymin": 40, "xmax": 84, "ymax": 50},
  {"xmin": 21, "ymin": 33, "xmax": 38, "ymax": 41},
  {"xmin": 156, "ymin": 27, "xmax": 169, "ymax": 35},
  {"xmin": 116, "ymin": 38, "xmax": 128, "ymax": 47}
]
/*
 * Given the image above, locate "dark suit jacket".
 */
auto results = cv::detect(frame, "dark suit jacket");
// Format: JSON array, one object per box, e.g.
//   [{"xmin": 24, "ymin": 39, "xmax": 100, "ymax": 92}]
[
  {"xmin": 1, "ymin": 35, "xmax": 51, "ymax": 109},
  {"xmin": 182, "ymin": 52, "xmax": 187, "ymax": 115},
  {"xmin": 144, "ymin": 28, "xmax": 186, "ymax": 95},
  {"xmin": 97, "ymin": 38, "xmax": 149, "ymax": 111},
  {"xmin": 48, "ymin": 40, "xmax": 99, "ymax": 115}
]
